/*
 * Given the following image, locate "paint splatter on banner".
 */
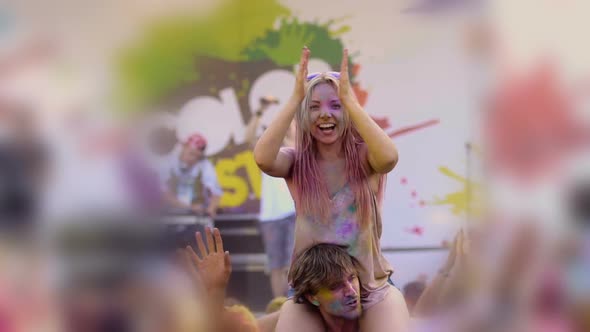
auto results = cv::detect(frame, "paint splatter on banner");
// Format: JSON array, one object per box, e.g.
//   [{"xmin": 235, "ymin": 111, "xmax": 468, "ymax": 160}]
[{"xmin": 117, "ymin": 0, "xmax": 438, "ymax": 212}]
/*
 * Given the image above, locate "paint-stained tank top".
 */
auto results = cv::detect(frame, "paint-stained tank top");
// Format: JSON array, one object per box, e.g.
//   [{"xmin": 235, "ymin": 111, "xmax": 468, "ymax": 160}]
[{"xmin": 290, "ymin": 183, "xmax": 393, "ymax": 309}]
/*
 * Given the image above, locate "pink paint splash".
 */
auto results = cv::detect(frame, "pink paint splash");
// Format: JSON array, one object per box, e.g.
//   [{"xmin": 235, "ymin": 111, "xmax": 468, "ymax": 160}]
[
  {"xmin": 371, "ymin": 116, "xmax": 391, "ymax": 130},
  {"xmin": 387, "ymin": 119, "xmax": 440, "ymax": 138},
  {"xmin": 354, "ymin": 59, "xmax": 438, "ymax": 140},
  {"xmin": 485, "ymin": 63, "xmax": 588, "ymax": 183},
  {"xmin": 352, "ymin": 64, "xmax": 369, "ymax": 106},
  {"xmin": 398, "ymin": 177, "xmax": 427, "ymax": 207},
  {"xmin": 406, "ymin": 226, "xmax": 425, "ymax": 236},
  {"xmin": 371, "ymin": 116, "xmax": 440, "ymax": 138}
]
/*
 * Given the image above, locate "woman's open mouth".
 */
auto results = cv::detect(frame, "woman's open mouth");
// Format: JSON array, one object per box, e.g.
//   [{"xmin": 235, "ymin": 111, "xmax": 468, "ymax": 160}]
[{"xmin": 317, "ymin": 123, "xmax": 336, "ymax": 134}]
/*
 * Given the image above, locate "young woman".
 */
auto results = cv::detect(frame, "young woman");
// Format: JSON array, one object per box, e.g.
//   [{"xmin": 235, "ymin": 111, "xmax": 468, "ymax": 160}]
[{"xmin": 254, "ymin": 47, "xmax": 408, "ymax": 331}]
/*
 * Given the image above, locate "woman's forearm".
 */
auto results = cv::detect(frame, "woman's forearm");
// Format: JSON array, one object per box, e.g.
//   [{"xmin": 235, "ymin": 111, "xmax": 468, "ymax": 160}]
[
  {"xmin": 253, "ymin": 95, "xmax": 300, "ymax": 171},
  {"xmin": 344, "ymin": 98, "xmax": 398, "ymax": 173}
]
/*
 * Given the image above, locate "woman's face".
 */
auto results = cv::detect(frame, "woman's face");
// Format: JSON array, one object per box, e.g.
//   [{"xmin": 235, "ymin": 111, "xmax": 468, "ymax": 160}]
[{"xmin": 308, "ymin": 82, "xmax": 344, "ymax": 145}]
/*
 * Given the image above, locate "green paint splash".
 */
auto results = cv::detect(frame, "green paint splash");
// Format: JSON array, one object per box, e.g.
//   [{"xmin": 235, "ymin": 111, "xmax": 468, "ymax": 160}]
[
  {"xmin": 430, "ymin": 166, "xmax": 483, "ymax": 217},
  {"xmin": 115, "ymin": 0, "xmax": 354, "ymax": 113},
  {"xmin": 116, "ymin": 0, "xmax": 289, "ymax": 111},
  {"xmin": 243, "ymin": 18, "xmax": 348, "ymax": 68}
]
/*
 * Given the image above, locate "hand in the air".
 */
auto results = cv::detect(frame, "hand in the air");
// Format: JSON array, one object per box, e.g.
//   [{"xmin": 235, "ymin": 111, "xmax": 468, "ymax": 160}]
[
  {"xmin": 338, "ymin": 48, "xmax": 359, "ymax": 106},
  {"xmin": 183, "ymin": 227, "xmax": 232, "ymax": 291},
  {"xmin": 293, "ymin": 46, "xmax": 310, "ymax": 102}
]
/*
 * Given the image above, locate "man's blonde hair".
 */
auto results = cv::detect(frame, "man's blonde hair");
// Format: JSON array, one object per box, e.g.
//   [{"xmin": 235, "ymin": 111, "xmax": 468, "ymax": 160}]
[{"xmin": 288, "ymin": 243, "xmax": 359, "ymax": 304}]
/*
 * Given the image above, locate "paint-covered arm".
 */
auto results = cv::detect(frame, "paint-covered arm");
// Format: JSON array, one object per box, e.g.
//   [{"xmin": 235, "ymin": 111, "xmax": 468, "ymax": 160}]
[
  {"xmin": 252, "ymin": 98, "xmax": 297, "ymax": 177},
  {"xmin": 414, "ymin": 231, "xmax": 462, "ymax": 316},
  {"xmin": 339, "ymin": 49, "xmax": 398, "ymax": 174},
  {"xmin": 254, "ymin": 48, "xmax": 310, "ymax": 177}
]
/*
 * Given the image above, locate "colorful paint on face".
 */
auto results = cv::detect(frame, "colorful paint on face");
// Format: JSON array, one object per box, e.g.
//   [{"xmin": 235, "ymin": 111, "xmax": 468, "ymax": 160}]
[
  {"xmin": 309, "ymin": 83, "xmax": 344, "ymax": 145},
  {"xmin": 313, "ymin": 273, "xmax": 362, "ymax": 320}
]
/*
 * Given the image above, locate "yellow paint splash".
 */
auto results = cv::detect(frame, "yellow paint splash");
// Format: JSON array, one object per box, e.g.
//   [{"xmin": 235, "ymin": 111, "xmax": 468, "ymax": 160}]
[{"xmin": 430, "ymin": 166, "xmax": 483, "ymax": 217}]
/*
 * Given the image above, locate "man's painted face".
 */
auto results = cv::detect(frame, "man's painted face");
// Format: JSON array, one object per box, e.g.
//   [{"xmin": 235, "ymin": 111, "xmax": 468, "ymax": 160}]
[
  {"xmin": 311, "ymin": 273, "xmax": 361, "ymax": 320},
  {"xmin": 180, "ymin": 144, "xmax": 203, "ymax": 166},
  {"xmin": 308, "ymin": 82, "xmax": 344, "ymax": 145}
]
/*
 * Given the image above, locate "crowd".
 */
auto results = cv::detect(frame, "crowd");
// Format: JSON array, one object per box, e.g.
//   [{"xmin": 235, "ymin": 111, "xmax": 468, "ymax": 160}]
[{"xmin": 0, "ymin": 44, "xmax": 588, "ymax": 332}]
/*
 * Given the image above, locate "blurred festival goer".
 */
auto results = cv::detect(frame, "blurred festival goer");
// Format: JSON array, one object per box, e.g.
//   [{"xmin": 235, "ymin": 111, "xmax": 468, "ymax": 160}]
[
  {"xmin": 266, "ymin": 296, "xmax": 288, "ymax": 314},
  {"xmin": 0, "ymin": 234, "xmax": 58, "ymax": 332},
  {"xmin": 413, "ymin": 230, "xmax": 465, "ymax": 318},
  {"xmin": 162, "ymin": 133, "xmax": 222, "ymax": 217},
  {"xmin": 403, "ymin": 280, "xmax": 426, "ymax": 316},
  {"xmin": 0, "ymin": 100, "xmax": 48, "ymax": 229},
  {"xmin": 222, "ymin": 304, "xmax": 259, "ymax": 332},
  {"xmin": 246, "ymin": 95, "xmax": 296, "ymax": 298},
  {"xmin": 54, "ymin": 213, "xmax": 207, "ymax": 332},
  {"xmin": 181, "ymin": 227, "xmax": 233, "ymax": 332},
  {"xmin": 111, "ymin": 120, "xmax": 163, "ymax": 211}
]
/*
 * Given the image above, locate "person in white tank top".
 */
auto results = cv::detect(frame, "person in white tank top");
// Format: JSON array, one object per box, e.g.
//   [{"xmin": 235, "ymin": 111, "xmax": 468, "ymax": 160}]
[{"xmin": 246, "ymin": 97, "xmax": 297, "ymax": 297}]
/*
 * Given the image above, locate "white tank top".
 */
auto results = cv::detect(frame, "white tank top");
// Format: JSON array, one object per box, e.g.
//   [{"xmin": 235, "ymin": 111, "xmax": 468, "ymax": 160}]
[{"xmin": 259, "ymin": 173, "xmax": 295, "ymax": 222}]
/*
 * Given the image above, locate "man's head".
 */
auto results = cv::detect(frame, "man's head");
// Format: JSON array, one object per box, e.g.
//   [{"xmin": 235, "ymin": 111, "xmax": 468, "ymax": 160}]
[
  {"xmin": 180, "ymin": 133, "xmax": 207, "ymax": 166},
  {"xmin": 289, "ymin": 244, "xmax": 362, "ymax": 320},
  {"xmin": 222, "ymin": 304, "xmax": 258, "ymax": 332}
]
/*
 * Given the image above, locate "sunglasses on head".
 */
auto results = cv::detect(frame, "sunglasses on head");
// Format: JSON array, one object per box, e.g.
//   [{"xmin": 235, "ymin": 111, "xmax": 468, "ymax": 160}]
[{"xmin": 306, "ymin": 71, "xmax": 341, "ymax": 82}]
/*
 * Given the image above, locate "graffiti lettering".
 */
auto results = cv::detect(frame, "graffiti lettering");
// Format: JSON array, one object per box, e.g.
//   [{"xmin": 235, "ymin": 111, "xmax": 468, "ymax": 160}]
[{"xmin": 215, "ymin": 150, "xmax": 261, "ymax": 207}]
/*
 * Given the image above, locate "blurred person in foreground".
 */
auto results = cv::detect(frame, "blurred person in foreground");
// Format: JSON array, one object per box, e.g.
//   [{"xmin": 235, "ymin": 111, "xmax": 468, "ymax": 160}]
[
  {"xmin": 266, "ymin": 296, "xmax": 288, "ymax": 314},
  {"xmin": 0, "ymin": 100, "xmax": 55, "ymax": 331},
  {"xmin": 162, "ymin": 133, "xmax": 222, "ymax": 217},
  {"xmin": 411, "ymin": 222, "xmax": 582, "ymax": 332},
  {"xmin": 53, "ymin": 213, "xmax": 208, "ymax": 332},
  {"xmin": 181, "ymin": 227, "xmax": 261, "ymax": 332},
  {"xmin": 0, "ymin": 100, "xmax": 49, "ymax": 229},
  {"xmin": 403, "ymin": 279, "xmax": 426, "ymax": 316},
  {"xmin": 0, "ymin": 222, "xmax": 58, "ymax": 332}
]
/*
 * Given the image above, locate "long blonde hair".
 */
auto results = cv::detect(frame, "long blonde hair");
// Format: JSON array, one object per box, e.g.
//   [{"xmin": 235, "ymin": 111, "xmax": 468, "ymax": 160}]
[{"xmin": 292, "ymin": 74, "xmax": 384, "ymax": 225}]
